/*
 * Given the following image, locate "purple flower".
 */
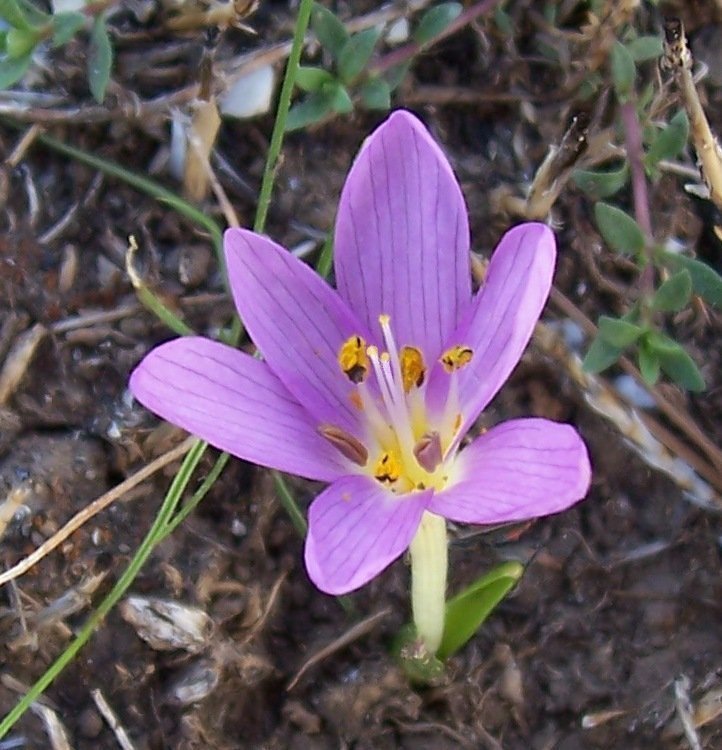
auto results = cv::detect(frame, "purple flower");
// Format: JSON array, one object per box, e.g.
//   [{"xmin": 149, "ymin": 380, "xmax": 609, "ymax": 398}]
[{"xmin": 130, "ymin": 111, "xmax": 591, "ymax": 597}]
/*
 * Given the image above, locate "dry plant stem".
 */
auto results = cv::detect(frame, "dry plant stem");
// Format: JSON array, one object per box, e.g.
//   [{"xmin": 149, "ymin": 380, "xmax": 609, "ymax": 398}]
[
  {"xmin": 549, "ymin": 288, "xmax": 722, "ymax": 493},
  {"xmin": 664, "ymin": 19, "xmax": 722, "ymax": 211},
  {"xmin": 674, "ymin": 676, "xmax": 703, "ymax": 750},
  {"xmin": 0, "ymin": 437, "xmax": 196, "ymax": 589},
  {"xmin": 91, "ymin": 689, "xmax": 136, "ymax": 750},
  {"xmin": 287, "ymin": 608, "xmax": 391, "ymax": 690}
]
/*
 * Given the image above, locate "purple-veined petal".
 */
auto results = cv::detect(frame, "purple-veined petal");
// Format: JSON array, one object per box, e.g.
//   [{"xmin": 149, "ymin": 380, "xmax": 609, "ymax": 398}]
[
  {"xmin": 225, "ymin": 228, "xmax": 373, "ymax": 436},
  {"xmin": 305, "ymin": 474, "xmax": 432, "ymax": 594},
  {"xmin": 429, "ymin": 418, "xmax": 591, "ymax": 524},
  {"xmin": 334, "ymin": 110, "xmax": 471, "ymax": 361},
  {"xmin": 427, "ymin": 222, "xmax": 556, "ymax": 432},
  {"xmin": 130, "ymin": 337, "xmax": 350, "ymax": 482}
]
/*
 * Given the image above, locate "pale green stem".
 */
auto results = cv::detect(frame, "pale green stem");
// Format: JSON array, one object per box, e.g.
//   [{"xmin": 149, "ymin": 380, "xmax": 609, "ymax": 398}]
[{"xmin": 409, "ymin": 511, "xmax": 448, "ymax": 655}]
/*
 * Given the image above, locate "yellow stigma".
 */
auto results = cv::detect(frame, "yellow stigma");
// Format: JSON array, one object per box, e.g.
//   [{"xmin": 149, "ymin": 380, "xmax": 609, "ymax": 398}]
[
  {"xmin": 400, "ymin": 346, "xmax": 426, "ymax": 392},
  {"xmin": 440, "ymin": 345, "xmax": 473, "ymax": 373},
  {"xmin": 338, "ymin": 335, "xmax": 369, "ymax": 383},
  {"xmin": 373, "ymin": 450, "xmax": 402, "ymax": 484}
]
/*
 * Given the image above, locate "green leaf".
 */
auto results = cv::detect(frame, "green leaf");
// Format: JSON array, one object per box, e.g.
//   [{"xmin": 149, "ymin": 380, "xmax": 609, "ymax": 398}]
[
  {"xmin": 0, "ymin": 51, "xmax": 31, "ymax": 87},
  {"xmin": 5, "ymin": 26, "xmax": 36, "ymax": 58},
  {"xmin": 494, "ymin": 6, "xmax": 514, "ymax": 36},
  {"xmin": 358, "ymin": 76, "xmax": 391, "ymax": 110},
  {"xmin": 610, "ymin": 39, "xmax": 636, "ymax": 101},
  {"xmin": 328, "ymin": 80, "xmax": 353, "ymax": 113},
  {"xmin": 52, "ymin": 11, "xmax": 86, "ymax": 47},
  {"xmin": 658, "ymin": 250, "xmax": 722, "ymax": 307},
  {"xmin": 645, "ymin": 110, "xmax": 689, "ymax": 168},
  {"xmin": 285, "ymin": 91, "xmax": 334, "ymax": 131},
  {"xmin": 647, "ymin": 334, "xmax": 705, "ymax": 391},
  {"xmin": 413, "ymin": 2, "xmax": 462, "ymax": 45},
  {"xmin": 438, "ymin": 561, "xmax": 523, "ymax": 660},
  {"xmin": 594, "ymin": 202, "xmax": 645, "ymax": 256},
  {"xmin": 88, "ymin": 14, "xmax": 112, "ymax": 103},
  {"xmin": 311, "ymin": 2, "xmax": 349, "ymax": 60},
  {"xmin": 0, "ymin": 0, "xmax": 35, "ymax": 30},
  {"xmin": 652, "ymin": 269, "xmax": 692, "ymax": 312},
  {"xmin": 638, "ymin": 338, "xmax": 660, "ymax": 385},
  {"xmin": 295, "ymin": 65, "xmax": 335, "ymax": 93},
  {"xmin": 597, "ymin": 315, "xmax": 644, "ymax": 347},
  {"xmin": 15, "ymin": 0, "xmax": 47, "ymax": 25},
  {"xmin": 572, "ymin": 164, "xmax": 629, "ymax": 199},
  {"xmin": 582, "ymin": 335, "xmax": 624, "ymax": 373},
  {"xmin": 625, "ymin": 35, "xmax": 663, "ymax": 62},
  {"xmin": 384, "ymin": 60, "xmax": 411, "ymax": 91},
  {"xmin": 337, "ymin": 26, "xmax": 382, "ymax": 84}
]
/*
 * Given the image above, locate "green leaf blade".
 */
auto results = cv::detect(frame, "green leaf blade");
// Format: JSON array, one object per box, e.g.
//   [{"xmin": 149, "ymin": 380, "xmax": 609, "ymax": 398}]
[
  {"xmin": 337, "ymin": 26, "xmax": 382, "ymax": 85},
  {"xmin": 582, "ymin": 335, "xmax": 624, "ymax": 374},
  {"xmin": 358, "ymin": 76, "xmax": 391, "ymax": 110},
  {"xmin": 573, "ymin": 164, "xmax": 629, "ymax": 199},
  {"xmin": 645, "ymin": 110, "xmax": 689, "ymax": 168},
  {"xmin": 311, "ymin": 2, "xmax": 349, "ymax": 59},
  {"xmin": 594, "ymin": 202, "xmax": 645, "ymax": 256},
  {"xmin": 413, "ymin": 2, "xmax": 462, "ymax": 45},
  {"xmin": 610, "ymin": 39, "xmax": 636, "ymax": 101},
  {"xmin": 285, "ymin": 91, "xmax": 334, "ymax": 131},
  {"xmin": 295, "ymin": 65, "xmax": 335, "ymax": 93},
  {"xmin": 438, "ymin": 561, "xmax": 523, "ymax": 660},
  {"xmin": 0, "ymin": 51, "xmax": 31, "ymax": 87},
  {"xmin": 88, "ymin": 15, "xmax": 113, "ymax": 103},
  {"xmin": 652, "ymin": 269, "xmax": 692, "ymax": 312},
  {"xmin": 647, "ymin": 334, "xmax": 705, "ymax": 391},
  {"xmin": 658, "ymin": 250, "xmax": 722, "ymax": 307},
  {"xmin": 597, "ymin": 315, "xmax": 644, "ymax": 347},
  {"xmin": 625, "ymin": 35, "xmax": 663, "ymax": 62},
  {"xmin": 52, "ymin": 11, "xmax": 86, "ymax": 47}
]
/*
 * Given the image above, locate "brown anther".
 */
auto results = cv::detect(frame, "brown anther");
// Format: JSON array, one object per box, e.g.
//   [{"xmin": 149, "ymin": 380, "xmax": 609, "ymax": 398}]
[
  {"xmin": 318, "ymin": 425, "xmax": 368, "ymax": 466},
  {"xmin": 440, "ymin": 345, "xmax": 474, "ymax": 373},
  {"xmin": 413, "ymin": 432, "xmax": 443, "ymax": 473},
  {"xmin": 400, "ymin": 346, "xmax": 426, "ymax": 392}
]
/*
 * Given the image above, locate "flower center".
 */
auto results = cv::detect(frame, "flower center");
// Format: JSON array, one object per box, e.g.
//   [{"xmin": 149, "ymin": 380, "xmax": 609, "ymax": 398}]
[{"xmin": 323, "ymin": 315, "xmax": 473, "ymax": 493}]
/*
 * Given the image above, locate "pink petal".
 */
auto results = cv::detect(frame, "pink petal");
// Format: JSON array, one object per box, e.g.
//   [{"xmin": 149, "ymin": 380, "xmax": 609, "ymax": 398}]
[
  {"xmin": 427, "ymin": 222, "xmax": 556, "ymax": 430},
  {"xmin": 305, "ymin": 474, "xmax": 432, "ymax": 594},
  {"xmin": 130, "ymin": 337, "xmax": 349, "ymax": 482},
  {"xmin": 334, "ymin": 110, "xmax": 471, "ymax": 361},
  {"xmin": 225, "ymin": 228, "xmax": 373, "ymax": 436},
  {"xmin": 429, "ymin": 418, "xmax": 591, "ymax": 524}
]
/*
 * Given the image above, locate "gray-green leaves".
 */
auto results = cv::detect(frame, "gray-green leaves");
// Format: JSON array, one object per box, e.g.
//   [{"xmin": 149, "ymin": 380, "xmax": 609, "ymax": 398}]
[
  {"xmin": 594, "ymin": 202, "xmax": 645, "ymax": 256},
  {"xmin": 88, "ymin": 14, "xmax": 113, "ymax": 103}
]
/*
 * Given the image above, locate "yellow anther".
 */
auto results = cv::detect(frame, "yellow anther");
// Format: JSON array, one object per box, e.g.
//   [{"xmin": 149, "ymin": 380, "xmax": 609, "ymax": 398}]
[
  {"xmin": 338, "ymin": 335, "xmax": 369, "ymax": 383},
  {"xmin": 378, "ymin": 313, "xmax": 390, "ymax": 326},
  {"xmin": 440, "ymin": 345, "xmax": 473, "ymax": 373},
  {"xmin": 400, "ymin": 346, "xmax": 426, "ymax": 392},
  {"xmin": 373, "ymin": 450, "xmax": 402, "ymax": 483}
]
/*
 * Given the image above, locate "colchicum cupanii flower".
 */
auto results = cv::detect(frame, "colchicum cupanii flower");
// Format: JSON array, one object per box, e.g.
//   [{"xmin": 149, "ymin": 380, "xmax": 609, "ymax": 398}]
[{"xmin": 131, "ymin": 111, "xmax": 591, "ymax": 654}]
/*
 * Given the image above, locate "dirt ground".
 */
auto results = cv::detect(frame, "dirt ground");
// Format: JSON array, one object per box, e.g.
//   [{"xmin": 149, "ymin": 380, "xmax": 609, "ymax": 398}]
[{"xmin": 1, "ymin": 1, "xmax": 722, "ymax": 748}]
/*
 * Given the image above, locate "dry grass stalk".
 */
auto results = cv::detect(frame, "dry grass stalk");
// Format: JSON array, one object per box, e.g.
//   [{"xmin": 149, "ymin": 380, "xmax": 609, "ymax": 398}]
[
  {"xmin": 663, "ymin": 18, "xmax": 722, "ymax": 211},
  {"xmin": 91, "ymin": 689, "xmax": 137, "ymax": 750}
]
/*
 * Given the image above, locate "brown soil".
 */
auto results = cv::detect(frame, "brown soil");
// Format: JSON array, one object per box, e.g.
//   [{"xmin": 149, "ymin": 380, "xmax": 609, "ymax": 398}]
[{"xmin": 1, "ymin": 1, "xmax": 721, "ymax": 748}]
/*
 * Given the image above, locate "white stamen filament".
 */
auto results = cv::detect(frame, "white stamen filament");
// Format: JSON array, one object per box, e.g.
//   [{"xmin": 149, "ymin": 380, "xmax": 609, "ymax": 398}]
[{"xmin": 368, "ymin": 344, "xmax": 416, "ymax": 460}]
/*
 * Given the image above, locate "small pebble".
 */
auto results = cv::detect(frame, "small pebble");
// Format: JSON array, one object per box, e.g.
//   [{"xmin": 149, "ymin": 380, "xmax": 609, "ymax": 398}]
[{"xmin": 78, "ymin": 706, "xmax": 103, "ymax": 738}]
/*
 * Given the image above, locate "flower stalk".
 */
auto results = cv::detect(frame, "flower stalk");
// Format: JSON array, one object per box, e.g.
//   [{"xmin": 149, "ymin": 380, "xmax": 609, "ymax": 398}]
[{"xmin": 409, "ymin": 512, "xmax": 448, "ymax": 655}]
